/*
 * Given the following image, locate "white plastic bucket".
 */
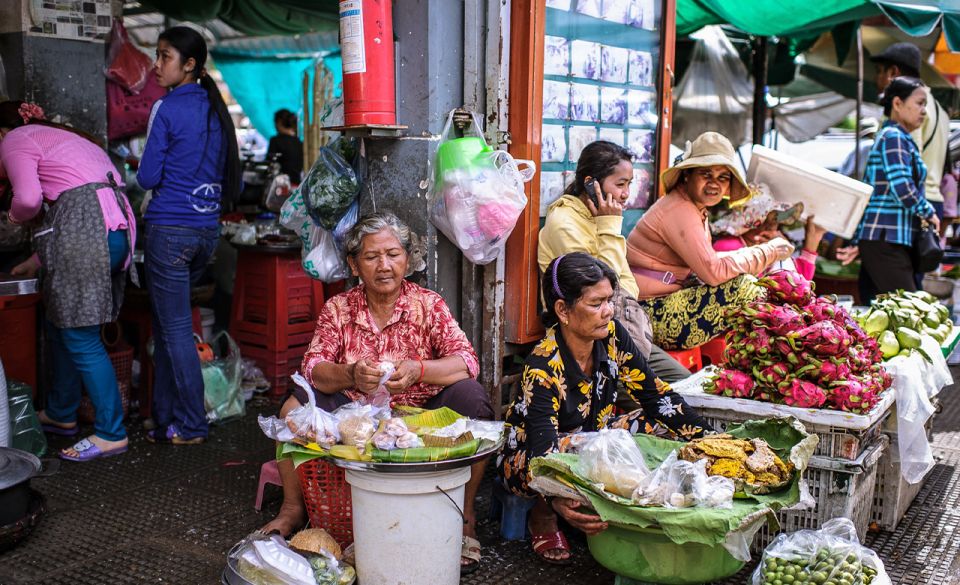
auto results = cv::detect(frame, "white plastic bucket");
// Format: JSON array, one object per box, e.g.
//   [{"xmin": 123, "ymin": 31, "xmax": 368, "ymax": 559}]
[
  {"xmin": 199, "ymin": 307, "xmax": 215, "ymax": 342},
  {"xmin": 345, "ymin": 467, "xmax": 471, "ymax": 585}
]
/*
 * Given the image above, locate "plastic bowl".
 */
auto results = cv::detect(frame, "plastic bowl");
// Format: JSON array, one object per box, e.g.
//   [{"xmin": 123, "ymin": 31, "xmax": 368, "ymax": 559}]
[{"xmin": 587, "ymin": 523, "xmax": 744, "ymax": 585}]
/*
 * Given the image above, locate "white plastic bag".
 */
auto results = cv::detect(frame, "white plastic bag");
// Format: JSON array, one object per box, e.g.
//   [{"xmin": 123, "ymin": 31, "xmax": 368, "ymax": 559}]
[
  {"xmin": 751, "ymin": 518, "xmax": 891, "ymax": 585},
  {"xmin": 280, "ymin": 189, "xmax": 350, "ymax": 282},
  {"xmin": 575, "ymin": 428, "xmax": 650, "ymax": 499},
  {"xmin": 636, "ymin": 451, "xmax": 734, "ymax": 508},
  {"xmin": 266, "ymin": 373, "xmax": 341, "ymax": 447},
  {"xmin": 428, "ymin": 109, "xmax": 534, "ymax": 265}
]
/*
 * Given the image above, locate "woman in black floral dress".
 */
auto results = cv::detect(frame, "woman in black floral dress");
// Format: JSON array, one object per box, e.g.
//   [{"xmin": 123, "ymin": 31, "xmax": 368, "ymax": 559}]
[{"xmin": 496, "ymin": 253, "xmax": 711, "ymax": 564}]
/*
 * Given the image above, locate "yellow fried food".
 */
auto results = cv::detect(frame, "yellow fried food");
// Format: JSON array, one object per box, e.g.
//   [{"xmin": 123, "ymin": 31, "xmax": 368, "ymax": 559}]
[
  {"xmin": 708, "ymin": 458, "xmax": 747, "ymax": 479},
  {"xmin": 682, "ymin": 436, "xmax": 791, "ymax": 487}
]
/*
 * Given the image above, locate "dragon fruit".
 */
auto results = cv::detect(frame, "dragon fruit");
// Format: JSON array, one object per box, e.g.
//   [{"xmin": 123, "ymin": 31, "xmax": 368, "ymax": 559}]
[
  {"xmin": 795, "ymin": 357, "xmax": 852, "ymax": 386},
  {"xmin": 741, "ymin": 302, "xmax": 806, "ymax": 336},
  {"xmin": 758, "ymin": 270, "xmax": 815, "ymax": 306},
  {"xmin": 722, "ymin": 346, "xmax": 754, "ymax": 371},
  {"xmin": 845, "ymin": 345, "xmax": 875, "ymax": 371},
  {"xmin": 827, "ymin": 378, "xmax": 881, "ymax": 414},
  {"xmin": 741, "ymin": 328, "xmax": 775, "ymax": 358},
  {"xmin": 806, "ymin": 296, "xmax": 841, "ymax": 324},
  {"xmin": 704, "ymin": 369, "xmax": 755, "ymax": 398},
  {"xmin": 777, "ymin": 378, "xmax": 828, "ymax": 408},
  {"xmin": 788, "ymin": 321, "xmax": 852, "ymax": 357},
  {"xmin": 753, "ymin": 362, "xmax": 792, "ymax": 386}
]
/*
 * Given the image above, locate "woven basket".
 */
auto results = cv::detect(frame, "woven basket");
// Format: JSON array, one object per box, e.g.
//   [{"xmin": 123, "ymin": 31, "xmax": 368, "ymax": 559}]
[{"xmin": 296, "ymin": 458, "xmax": 353, "ymax": 547}]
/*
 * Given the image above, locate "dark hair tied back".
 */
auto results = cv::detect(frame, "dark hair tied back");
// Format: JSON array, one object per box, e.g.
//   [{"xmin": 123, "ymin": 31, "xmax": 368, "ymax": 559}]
[
  {"xmin": 158, "ymin": 26, "xmax": 241, "ymax": 203},
  {"xmin": 565, "ymin": 140, "xmax": 636, "ymax": 197},
  {"xmin": 275, "ymin": 109, "xmax": 297, "ymax": 130},
  {"xmin": 541, "ymin": 252, "xmax": 618, "ymax": 328},
  {"xmin": 879, "ymin": 76, "xmax": 925, "ymax": 118}
]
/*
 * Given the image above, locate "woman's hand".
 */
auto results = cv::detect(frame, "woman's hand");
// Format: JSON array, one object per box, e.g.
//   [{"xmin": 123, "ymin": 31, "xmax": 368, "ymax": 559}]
[
  {"xmin": 351, "ymin": 359, "xmax": 383, "ymax": 394},
  {"xmin": 551, "ymin": 498, "xmax": 608, "ymax": 535},
  {"xmin": 927, "ymin": 214, "xmax": 941, "ymax": 233},
  {"xmin": 804, "ymin": 216, "xmax": 827, "ymax": 253},
  {"xmin": 10, "ymin": 256, "xmax": 40, "ymax": 278},
  {"xmin": 385, "ymin": 359, "xmax": 421, "ymax": 393},
  {"xmin": 585, "ymin": 179, "xmax": 623, "ymax": 218},
  {"xmin": 836, "ymin": 245, "xmax": 859, "ymax": 266},
  {"xmin": 767, "ymin": 236, "xmax": 795, "ymax": 261}
]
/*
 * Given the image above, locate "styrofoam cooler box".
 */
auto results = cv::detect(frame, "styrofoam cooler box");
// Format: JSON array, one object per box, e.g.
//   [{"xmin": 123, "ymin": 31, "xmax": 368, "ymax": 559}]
[{"xmin": 747, "ymin": 145, "xmax": 873, "ymax": 239}]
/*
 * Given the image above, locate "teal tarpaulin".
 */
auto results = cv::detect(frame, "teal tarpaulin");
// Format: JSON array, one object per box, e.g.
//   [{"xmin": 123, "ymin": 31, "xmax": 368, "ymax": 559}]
[{"xmin": 211, "ymin": 53, "xmax": 342, "ymax": 138}]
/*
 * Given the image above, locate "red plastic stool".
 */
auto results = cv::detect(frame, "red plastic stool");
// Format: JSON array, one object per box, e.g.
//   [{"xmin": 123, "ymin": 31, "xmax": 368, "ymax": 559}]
[
  {"xmin": 666, "ymin": 346, "xmax": 703, "ymax": 373},
  {"xmin": 698, "ymin": 337, "xmax": 727, "ymax": 368},
  {"xmin": 255, "ymin": 460, "xmax": 282, "ymax": 511}
]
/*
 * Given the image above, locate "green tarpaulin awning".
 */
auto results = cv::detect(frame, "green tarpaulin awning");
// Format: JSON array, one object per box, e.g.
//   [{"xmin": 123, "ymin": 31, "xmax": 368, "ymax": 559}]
[
  {"xmin": 138, "ymin": 0, "xmax": 339, "ymax": 36},
  {"xmin": 678, "ymin": 0, "xmax": 960, "ymax": 51}
]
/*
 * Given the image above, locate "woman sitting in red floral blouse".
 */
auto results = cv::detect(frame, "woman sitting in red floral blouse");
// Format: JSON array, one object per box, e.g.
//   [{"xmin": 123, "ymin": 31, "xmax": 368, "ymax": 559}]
[{"xmin": 262, "ymin": 212, "xmax": 493, "ymax": 573}]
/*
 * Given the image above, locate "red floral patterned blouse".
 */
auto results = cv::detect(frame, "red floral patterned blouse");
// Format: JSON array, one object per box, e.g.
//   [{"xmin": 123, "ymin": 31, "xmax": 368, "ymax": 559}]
[{"xmin": 301, "ymin": 280, "xmax": 480, "ymax": 407}]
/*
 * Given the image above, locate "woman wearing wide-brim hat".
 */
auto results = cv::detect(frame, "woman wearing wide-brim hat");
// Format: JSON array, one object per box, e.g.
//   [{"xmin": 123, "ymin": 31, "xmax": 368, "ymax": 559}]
[{"xmin": 625, "ymin": 132, "xmax": 795, "ymax": 350}]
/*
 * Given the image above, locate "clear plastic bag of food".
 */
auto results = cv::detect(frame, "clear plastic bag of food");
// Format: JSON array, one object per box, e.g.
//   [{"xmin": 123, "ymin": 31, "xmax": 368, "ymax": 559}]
[
  {"xmin": 300, "ymin": 138, "xmax": 365, "ymax": 231},
  {"xmin": 575, "ymin": 428, "xmax": 650, "ymax": 499},
  {"xmin": 635, "ymin": 450, "xmax": 733, "ymax": 508},
  {"xmin": 751, "ymin": 518, "xmax": 891, "ymax": 585},
  {"xmin": 275, "ymin": 373, "xmax": 340, "ymax": 447}
]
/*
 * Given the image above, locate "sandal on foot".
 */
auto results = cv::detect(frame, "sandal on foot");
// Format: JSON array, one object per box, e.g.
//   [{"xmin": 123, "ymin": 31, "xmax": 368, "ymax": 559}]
[
  {"xmin": 146, "ymin": 424, "xmax": 205, "ymax": 445},
  {"xmin": 531, "ymin": 529, "xmax": 572, "ymax": 565},
  {"xmin": 460, "ymin": 535, "xmax": 481, "ymax": 575},
  {"xmin": 59, "ymin": 438, "xmax": 127, "ymax": 462}
]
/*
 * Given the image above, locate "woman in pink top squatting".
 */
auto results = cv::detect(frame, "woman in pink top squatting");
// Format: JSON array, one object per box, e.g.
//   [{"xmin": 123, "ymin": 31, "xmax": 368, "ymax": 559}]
[{"xmin": 0, "ymin": 100, "xmax": 137, "ymax": 461}]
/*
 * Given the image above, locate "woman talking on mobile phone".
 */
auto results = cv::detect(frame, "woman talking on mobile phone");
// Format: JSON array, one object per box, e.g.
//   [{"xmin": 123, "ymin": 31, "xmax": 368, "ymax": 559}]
[{"xmin": 138, "ymin": 26, "xmax": 241, "ymax": 445}]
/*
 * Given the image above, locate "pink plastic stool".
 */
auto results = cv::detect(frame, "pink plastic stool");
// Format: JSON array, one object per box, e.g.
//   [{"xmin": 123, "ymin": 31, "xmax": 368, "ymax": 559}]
[{"xmin": 255, "ymin": 460, "xmax": 282, "ymax": 511}]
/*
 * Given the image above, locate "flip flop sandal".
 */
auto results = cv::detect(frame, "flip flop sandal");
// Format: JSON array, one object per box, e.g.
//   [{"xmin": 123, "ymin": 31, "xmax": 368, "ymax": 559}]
[
  {"xmin": 42, "ymin": 423, "xmax": 79, "ymax": 437},
  {"xmin": 59, "ymin": 438, "xmax": 128, "ymax": 462},
  {"xmin": 531, "ymin": 529, "xmax": 572, "ymax": 565},
  {"xmin": 460, "ymin": 535, "xmax": 482, "ymax": 575},
  {"xmin": 146, "ymin": 425, "xmax": 205, "ymax": 445}
]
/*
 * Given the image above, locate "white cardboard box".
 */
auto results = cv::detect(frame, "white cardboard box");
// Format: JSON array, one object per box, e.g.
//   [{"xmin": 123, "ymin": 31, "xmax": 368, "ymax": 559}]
[{"xmin": 747, "ymin": 145, "xmax": 872, "ymax": 239}]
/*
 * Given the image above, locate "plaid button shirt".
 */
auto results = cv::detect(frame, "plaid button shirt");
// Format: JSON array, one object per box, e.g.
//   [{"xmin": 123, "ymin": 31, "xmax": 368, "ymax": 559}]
[{"xmin": 853, "ymin": 121, "xmax": 933, "ymax": 246}]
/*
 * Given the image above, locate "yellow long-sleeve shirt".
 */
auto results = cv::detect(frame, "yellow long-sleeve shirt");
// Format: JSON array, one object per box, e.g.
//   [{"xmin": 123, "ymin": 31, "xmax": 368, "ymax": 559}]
[{"xmin": 538, "ymin": 195, "xmax": 640, "ymax": 299}]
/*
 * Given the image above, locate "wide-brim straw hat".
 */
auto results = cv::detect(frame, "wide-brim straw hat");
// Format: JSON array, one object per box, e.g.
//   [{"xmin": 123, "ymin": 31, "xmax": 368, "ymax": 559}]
[{"xmin": 660, "ymin": 132, "xmax": 751, "ymax": 205}]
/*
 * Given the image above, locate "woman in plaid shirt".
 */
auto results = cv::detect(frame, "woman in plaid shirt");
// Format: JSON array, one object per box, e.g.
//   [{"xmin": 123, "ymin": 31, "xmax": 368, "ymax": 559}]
[{"xmin": 838, "ymin": 77, "xmax": 940, "ymax": 303}]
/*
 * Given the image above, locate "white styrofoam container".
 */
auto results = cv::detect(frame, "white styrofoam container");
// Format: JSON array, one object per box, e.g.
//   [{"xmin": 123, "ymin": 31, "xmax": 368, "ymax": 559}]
[{"xmin": 747, "ymin": 145, "xmax": 873, "ymax": 239}]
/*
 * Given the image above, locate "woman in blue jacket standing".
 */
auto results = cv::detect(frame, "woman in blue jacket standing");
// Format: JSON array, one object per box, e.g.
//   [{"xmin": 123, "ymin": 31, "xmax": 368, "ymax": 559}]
[{"xmin": 138, "ymin": 26, "xmax": 241, "ymax": 444}]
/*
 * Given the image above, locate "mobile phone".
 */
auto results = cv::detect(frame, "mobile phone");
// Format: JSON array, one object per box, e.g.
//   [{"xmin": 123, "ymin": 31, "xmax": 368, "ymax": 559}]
[{"xmin": 584, "ymin": 177, "xmax": 603, "ymax": 209}]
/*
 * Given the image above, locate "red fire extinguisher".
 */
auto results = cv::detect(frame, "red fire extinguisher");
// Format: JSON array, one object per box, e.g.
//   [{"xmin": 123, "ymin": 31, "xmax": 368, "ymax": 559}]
[{"xmin": 339, "ymin": 0, "xmax": 396, "ymax": 126}]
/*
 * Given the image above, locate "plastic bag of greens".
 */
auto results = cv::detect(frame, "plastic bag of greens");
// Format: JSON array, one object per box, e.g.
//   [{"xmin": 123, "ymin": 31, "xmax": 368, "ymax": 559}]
[
  {"xmin": 203, "ymin": 331, "xmax": 245, "ymax": 424},
  {"xmin": 300, "ymin": 138, "xmax": 365, "ymax": 231},
  {"xmin": 575, "ymin": 428, "xmax": 650, "ymax": 499},
  {"xmin": 751, "ymin": 518, "xmax": 890, "ymax": 585}
]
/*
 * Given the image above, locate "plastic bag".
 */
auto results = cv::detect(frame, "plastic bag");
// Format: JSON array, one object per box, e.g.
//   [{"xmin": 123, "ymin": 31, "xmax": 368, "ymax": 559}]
[
  {"xmin": 332, "ymin": 198, "xmax": 359, "ymax": 250},
  {"xmin": 264, "ymin": 173, "xmax": 293, "ymax": 213},
  {"xmin": 575, "ymin": 428, "xmax": 650, "ymax": 499},
  {"xmin": 279, "ymin": 373, "xmax": 341, "ymax": 448},
  {"xmin": 428, "ymin": 109, "xmax": 534, "ymax": 265},
  {"xmin": 300, "ymin": 138, "xmax": 365, "ymax": 231},
  {"xmin": 302, "ymin": 225, "xmax": 350, "ymax": 283},
  {"xmin": 203, "ymin": 331, "xmax": 245, "ymax": 423},
  {"xmin": 8, "ymin": 379, "xmax": 46, "ymax": 457},
  {"xmin": 751, "ymin": 518, "xmax": 891, "ymax": 585},
  {"xmin": 104, "ymin": 19, "xmax": 152, "ymax": 93},
  {"xmin": 636, "ymin": 451, "xmax": 734, "ymax": 508},
  {"xmin": 107, "ymin": 76, "xmax": 165, "ymax": 140}
]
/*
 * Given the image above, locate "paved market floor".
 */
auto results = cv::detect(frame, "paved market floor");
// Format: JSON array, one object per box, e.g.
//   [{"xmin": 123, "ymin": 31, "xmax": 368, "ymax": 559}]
[{"xmin": 2, "ymin": 374, "xmax": 959, "ymax": 585}]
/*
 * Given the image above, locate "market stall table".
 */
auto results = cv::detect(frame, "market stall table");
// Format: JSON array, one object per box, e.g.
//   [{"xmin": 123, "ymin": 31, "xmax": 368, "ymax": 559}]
[{"xmin": 0, "ymin": 274, "xmax": 40, "ymax": 394}]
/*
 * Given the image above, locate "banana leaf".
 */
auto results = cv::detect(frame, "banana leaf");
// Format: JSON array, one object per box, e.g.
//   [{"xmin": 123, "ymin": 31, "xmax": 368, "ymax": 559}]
[
  {"xmin": 529, "ymin": 417, "xmax": 816, "ymax": 549},
  {"xmin": 400, "ymin": 407, "xmax": 464, "ymax": 431},
  {"xmin": 370, "ymin": 438, "xmax": 481, "ymax": 463}
]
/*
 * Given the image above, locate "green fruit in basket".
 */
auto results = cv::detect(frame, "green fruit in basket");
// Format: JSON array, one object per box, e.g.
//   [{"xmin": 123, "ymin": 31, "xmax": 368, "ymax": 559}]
[
  {"xmin": 896, "ymin": 327, "xmax": 922, "ymax": 349},
  {"xmin": 936, "ymin": 303, "xmax": 950, "ymax": 322},
  {"xmin": 879, "ymin": 330, "xmax": 900, "ymax": 358},
  {"xmin": 862, "ymin": 310, "xmax": 890, "ymax": 335},
  {"xmin": 924, "ymin": 312, "xmax": 941, "ymax": 329}
]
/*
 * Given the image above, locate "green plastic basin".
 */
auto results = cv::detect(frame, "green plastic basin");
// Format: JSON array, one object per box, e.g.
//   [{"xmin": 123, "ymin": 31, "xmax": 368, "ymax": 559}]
[{"xmin": 587, "ymin": 523, "xmax": 744, "ymax": 585}]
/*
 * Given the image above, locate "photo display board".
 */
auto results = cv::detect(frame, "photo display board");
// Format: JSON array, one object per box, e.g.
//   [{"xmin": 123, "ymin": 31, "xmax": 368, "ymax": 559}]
[{"xmin": 539, "ymin": 0, "xmax": 661, "ymax": 215}]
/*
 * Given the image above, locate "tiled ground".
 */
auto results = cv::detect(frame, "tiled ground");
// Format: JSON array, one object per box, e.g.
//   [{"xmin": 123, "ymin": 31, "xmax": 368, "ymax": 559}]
[{"xmin": 2, "ymin": 375, "xmax": 959, "ymax": 585}]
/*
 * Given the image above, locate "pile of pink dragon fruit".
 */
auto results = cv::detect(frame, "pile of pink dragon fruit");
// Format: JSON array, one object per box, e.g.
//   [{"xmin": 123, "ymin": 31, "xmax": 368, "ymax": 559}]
[{"xmin": 705, "ymin": 271, "xmax": 893, "ymax": 414}]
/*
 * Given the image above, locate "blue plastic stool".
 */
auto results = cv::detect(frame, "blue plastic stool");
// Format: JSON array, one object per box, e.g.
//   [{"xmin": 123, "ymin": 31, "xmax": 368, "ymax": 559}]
[{"xmin": 490, "ymin": 481, "xmax": 536, "ymax": 541}]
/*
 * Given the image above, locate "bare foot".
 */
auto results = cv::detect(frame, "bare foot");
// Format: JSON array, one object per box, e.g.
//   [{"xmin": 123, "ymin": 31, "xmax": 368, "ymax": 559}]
[
  {"xmin": 462, "ymin": 514, "xmax": 478, "ymax": 567},
  {"xmin": 38, "ymin": 410, "xmax": 77, "ymax": 430},
  {"xmin": 261, "ymin": 501, "xmax": 307, "ymax": 538},
  {"xmin": 529, "ymin": 502, "xmax": 570, "ymax": 563}
]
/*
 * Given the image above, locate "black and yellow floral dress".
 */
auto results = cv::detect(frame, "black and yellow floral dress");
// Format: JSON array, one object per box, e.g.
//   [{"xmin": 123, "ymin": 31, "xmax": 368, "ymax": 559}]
[{"xmin": 496, "ymin": 319, "xmax": 711, "ymax": 497}]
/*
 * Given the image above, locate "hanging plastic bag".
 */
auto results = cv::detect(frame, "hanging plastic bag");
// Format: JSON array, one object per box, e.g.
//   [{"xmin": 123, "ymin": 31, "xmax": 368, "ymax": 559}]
[
  {"xmin": 303, "ymin": 225, "xmax": 350, "ymax": 283},
  {"xmin": 104, "ymin": 19, "xmax": 152, "ymax": 93},
  {"xmin": 263, "ymin": 173, "xmax": 293, "ymax": 213},
  {"xmin": 107, "ymin": 76, "xmax": 166, "ymax": 140},
  {"xmin": 332, "ymin": 198, "xmax": 359, "ymax": 250},
  {"xmin": 575, "ymin": 428, "xmax": 650, "ymax": 499},
  {"xmin": 751, "ymin": 518, "xmax": 891, "ymax": 585},
  {"xmin": 203, "ymin": 331, "xmax": 245, "ymax": 423},
  {"xmin": 428, "ymin": 109, "xmax": 535, "ymax": 265},
  {"xmin": 300, "ymin": 138, "xmax": 366, "ymax": 230}
]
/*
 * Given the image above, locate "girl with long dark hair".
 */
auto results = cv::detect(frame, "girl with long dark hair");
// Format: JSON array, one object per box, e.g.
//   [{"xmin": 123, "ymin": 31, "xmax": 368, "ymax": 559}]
[
  {"xmin": 0, "ymin": 100, "xmax": 137, "ymax": 461},
  {"xmin": 139, "ymin": 26, "xmax": 241, "ymax": 444}
]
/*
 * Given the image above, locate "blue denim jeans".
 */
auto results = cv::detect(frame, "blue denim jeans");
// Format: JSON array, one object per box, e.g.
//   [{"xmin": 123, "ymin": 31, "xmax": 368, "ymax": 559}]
[
  {"xmin": 145, "ymin": 224, "xmax": 219, "ymax": 440},
  {"xmin": 46, "ymin": 229, "xmax": 129, "ymax": 441}
]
